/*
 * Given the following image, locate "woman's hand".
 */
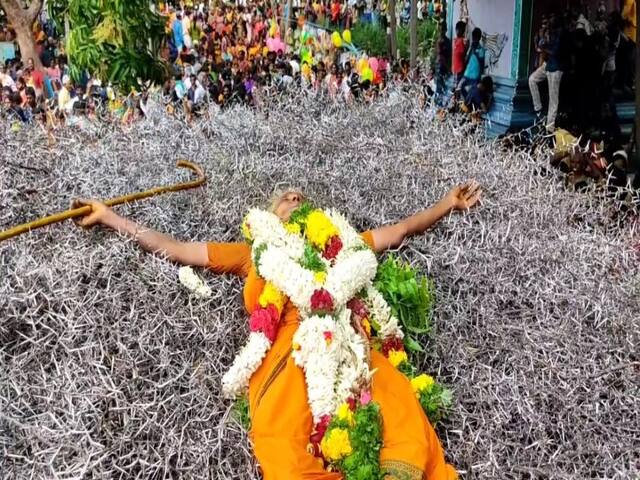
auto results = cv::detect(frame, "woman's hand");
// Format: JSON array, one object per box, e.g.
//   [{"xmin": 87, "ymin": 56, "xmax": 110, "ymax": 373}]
[
  {"xmin": 444, "ymin": 180, "xmax": 482, "ymax": 211},
  {"xmin": 71, "ymin": 198, "xmax": 111, "ymax": 228}
]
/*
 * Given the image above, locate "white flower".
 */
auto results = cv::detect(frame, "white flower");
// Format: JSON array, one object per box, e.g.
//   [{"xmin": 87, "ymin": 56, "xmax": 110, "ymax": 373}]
[
  {"xmin": 366, "ymin": 285, "xmax": 404, "ymax": 339},
  {"xmin": 292, "ymin": 315, "xmax": 341, "ymax": 420},
  {"xmin": 258, "ymin": 245, "xmax": 316, "ymax": 312},
  {"xmin": 224, "ymin": 206, "xmax": 409, "ymax": 421},
  {"xmin": 247, "ymin": 209, "xmax": 305, "ymax": 257},
  {"xmin": 178, "ymin": 266, "xmax": 212, "ymax": 298},
  {"xmin": 325, "ymin": 209, "xmax": 365, "ymax": 251},
  {"xmin": 324, "ymin": 249, "xmax": 378, "ymax": 306},
  {"xmin": 222, "ymin": 332, "xmax": 272, "ymax": 398}
]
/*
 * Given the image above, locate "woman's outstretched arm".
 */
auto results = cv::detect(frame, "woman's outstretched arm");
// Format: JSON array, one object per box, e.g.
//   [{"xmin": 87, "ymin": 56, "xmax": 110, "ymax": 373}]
[
  {"xmin": 370, "ymin": 181, "xmax": 482, "ymax": 253},
  {"xmin": 72, "ymin": 199, "xmax": 209, "ymax": 267}
]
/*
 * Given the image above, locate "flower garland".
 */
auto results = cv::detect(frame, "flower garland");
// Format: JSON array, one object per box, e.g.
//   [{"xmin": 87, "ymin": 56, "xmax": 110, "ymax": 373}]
[
  {"xmin": 221, "ymin": 202, "xmax": 451, "ymax": 479},
  {"xmin": 178, "ymin": 266, "xmax": 212, "ymax": 298}
]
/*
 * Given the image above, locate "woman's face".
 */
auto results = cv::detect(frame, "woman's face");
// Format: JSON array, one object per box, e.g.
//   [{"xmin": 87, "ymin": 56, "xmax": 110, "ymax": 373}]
[{"xmin": 275, "ymin": 191, "xmax": 304, "ymax": 221}]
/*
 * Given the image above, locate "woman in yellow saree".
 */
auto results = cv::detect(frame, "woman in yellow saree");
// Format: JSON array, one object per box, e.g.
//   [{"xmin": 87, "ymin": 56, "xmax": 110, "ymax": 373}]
[{"xmin": 73, "ymin": 180, "xmax": 481, "ymax": 479}]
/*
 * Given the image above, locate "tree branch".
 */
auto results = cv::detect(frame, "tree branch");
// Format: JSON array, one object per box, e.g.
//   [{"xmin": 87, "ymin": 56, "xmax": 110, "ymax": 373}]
[{"xmin": 26, "ymin": 0, "xmax": 44, "ymax": 23}]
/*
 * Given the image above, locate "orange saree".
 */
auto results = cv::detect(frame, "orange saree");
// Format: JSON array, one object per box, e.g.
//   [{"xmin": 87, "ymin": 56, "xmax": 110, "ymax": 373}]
[{"xmin": 207, "ymin": 234, "xmax": 457, "ymax": 480}]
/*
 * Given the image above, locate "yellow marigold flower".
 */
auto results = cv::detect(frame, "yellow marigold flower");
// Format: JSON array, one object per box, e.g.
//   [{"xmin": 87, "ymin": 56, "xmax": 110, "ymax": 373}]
[
  {"xmin": 361, "ymin": 318, "xmax": 371, "ymax": 336},
  {"xmin": 241, "ymin": 217, "xmax": 252, "ymax": 241},
  {"xmin": 320, "ymin": 428, "xmax": 352, "ymax": 461},
  {"xmin": 314, "ymin": 271, "xmax": 327, "ymax": 285},
  {"xmin": 388, "ymin": 349, "xmax": 408, "ymax": 368},
  {"xmin": 305, "ymin": 210, "xmax": 338, "ymax": 249},
  {"xmin": 335, "ymin": 402, "xmax": 355, "ymax": 426},
  {"xmin": 284, "ymin": 222, "xmax": 301, "ymax": 235},
  {"xmin": 259, "ymin": 282, "xmax": 285, "ymax": 312},
  {"xmin": 410, "ymin": 374, "xmax": 435, "ymax": 395}
]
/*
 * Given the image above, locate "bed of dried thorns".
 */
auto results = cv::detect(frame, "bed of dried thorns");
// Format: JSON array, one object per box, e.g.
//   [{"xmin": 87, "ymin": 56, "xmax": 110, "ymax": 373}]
[{"xmin": 1, "ymin": 88, "xmax": 639, "ymax": 480}]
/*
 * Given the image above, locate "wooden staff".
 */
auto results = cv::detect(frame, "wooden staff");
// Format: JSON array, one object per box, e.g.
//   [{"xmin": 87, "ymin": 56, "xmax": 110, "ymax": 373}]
[{"xmin": 0, "ymin": 160, "xmax": 207, "ymax": 243}]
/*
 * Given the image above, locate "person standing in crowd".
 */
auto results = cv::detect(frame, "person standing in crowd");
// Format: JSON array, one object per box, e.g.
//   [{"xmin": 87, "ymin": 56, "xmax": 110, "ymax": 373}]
[
  {"xmin": 456, "ymin": 27, "xmax": 485, "ymax": 98},
  {"xmin": 451, "ymin": 21, "xmax": 467, "ymax": 86},
  {"xmin": 435, "ymin": 20, "xmax": 451, "ymax": 105},
  {"xmin": 173, "ymin": 13, "xmax": 185, "ymax": 51},
  {"xmin": 0, "ymin": 64, "xmax": 16, "ymax": 90},
  {"xmin": 529, "ymin": 16, "xmax": 565, "ymax": 132}
]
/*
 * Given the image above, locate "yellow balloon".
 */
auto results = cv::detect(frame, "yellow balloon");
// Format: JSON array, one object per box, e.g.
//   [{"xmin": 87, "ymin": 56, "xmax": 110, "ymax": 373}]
[
  {"xmin": 342, "ymin": 29, "xmax": 351, "ymax": 44},
  {"xmin": 357, "ymin": 58, "xmax": 368, "ymax": 74},
  {"xmin": 361, "ymin": 67, "xmax": 373, "ymax": 82},
  {"xmin": 331, "ymin": 31, "xmax": 342, "ymax": 48}
]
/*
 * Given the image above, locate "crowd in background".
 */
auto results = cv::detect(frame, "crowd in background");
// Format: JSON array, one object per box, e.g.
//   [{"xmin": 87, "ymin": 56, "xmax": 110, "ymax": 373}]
[
  {"xmin": 0, "ymin": 0, "xmax": 455, "ymax": 129},
  {"xmin": 525, "ymin": 0, "xmax": 638, "ymax": 198}
]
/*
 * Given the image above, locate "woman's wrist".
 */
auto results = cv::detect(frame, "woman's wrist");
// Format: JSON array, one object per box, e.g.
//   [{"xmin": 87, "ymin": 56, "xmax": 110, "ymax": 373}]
[{"xmin": 100, "ymin": 209, "xmax": 120, "ymax": 229}]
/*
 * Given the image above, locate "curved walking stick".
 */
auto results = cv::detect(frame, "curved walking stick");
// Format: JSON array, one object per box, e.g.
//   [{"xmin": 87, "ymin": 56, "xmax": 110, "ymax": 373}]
[{"xmin": 0, "ymin": 160, "xmax": 207, "ymax": 243}]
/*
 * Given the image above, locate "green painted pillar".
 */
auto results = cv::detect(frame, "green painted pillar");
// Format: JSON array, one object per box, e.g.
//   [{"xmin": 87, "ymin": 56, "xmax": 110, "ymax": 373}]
[{"xmin": 511, "ymin": 0, "xmax": 533, "ymax": 80}]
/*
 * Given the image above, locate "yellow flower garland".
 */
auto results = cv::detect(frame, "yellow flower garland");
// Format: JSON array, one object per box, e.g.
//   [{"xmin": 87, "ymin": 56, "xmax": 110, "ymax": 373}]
[
  {"xmin": 305, "ymin": 210, "xmax": 339, "ymax": 249},
  {"xmin": 410, "ymin": 374, "xmax": 435, "ymax": 395},
  {"xmin": 258, "ymin": 282, "xmax": 286, "ymax": 312},
  {"xmin": 335, "ymin": 402, "xmax": 355, "ymax": 427},
  {"xmin": 321, "ymin": 428, "xmax": 353, "ymax": 461},
  {"xmin": 388, "ymin": 349, "xmax": 409, "ymax": 368}
]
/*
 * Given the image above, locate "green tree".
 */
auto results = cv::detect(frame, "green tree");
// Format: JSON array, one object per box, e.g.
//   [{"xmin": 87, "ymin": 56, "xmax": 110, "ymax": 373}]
[
  {"xmin": 48, "ymin": 0, "xmax": 168, "ymax": 92},
  {"xmin": 0, "ymin": 0, "xmax": 44, "ymax": 69}
]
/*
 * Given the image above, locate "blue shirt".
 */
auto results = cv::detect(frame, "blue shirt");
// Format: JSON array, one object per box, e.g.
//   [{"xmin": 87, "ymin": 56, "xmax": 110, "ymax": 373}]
[
  {"xmin": 173, "ymin": 19, "xmax": 184, "ymax": 49},
  {"xmin": 464, "ymin": 45, "xmax": 485, "ymax": 80},
  {"xmin": 545, "ymin": 33, "xmax": 562, "ymax": 72}
]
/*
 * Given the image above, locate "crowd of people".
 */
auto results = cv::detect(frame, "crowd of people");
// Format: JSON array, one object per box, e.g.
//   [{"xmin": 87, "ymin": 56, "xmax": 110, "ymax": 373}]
[
  {"xmin": 0, "ymin": 0, "xmax": 457, "ymax": 129},
  {"xmin": 524, "ymin": 1, "xmax": 638, "ymax": 201}
]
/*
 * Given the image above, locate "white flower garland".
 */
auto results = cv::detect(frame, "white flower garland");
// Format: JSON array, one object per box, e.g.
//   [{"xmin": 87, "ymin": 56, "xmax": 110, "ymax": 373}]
[
  {"xmin": 221, "ymin": 207, "xmax": 406, "ymax": 417},
  {"xmin": 222, "ymin": 332, "xmax": 272, "ymax": 398},
  {"xmin": 325, "ymin": 209, "xmax": 365, "ymax": 251},
  {"xmin": 323, "ymin": 249, "xmax": 377, "ymax": 307},
  {"xmin": 291, "ymin": 314, "xmax": 341, "ymax": 419},
  {"xmin": 365, "ymin": 285, "xmax": 404, "ymax": 340},
  {"xmin": 178, "ymin": 266, "xmax": 212, "ymax": 298},
  {"xmin": 245, "ymin": 208, "xmax": 305, "ymax": 257},
  {"xmin": 292, "ymin": 309, "xmax": 372, "ymax": 421},
  {"xmin": 258, "ymin": 244, "xmax": 317, "ymax": 312}
]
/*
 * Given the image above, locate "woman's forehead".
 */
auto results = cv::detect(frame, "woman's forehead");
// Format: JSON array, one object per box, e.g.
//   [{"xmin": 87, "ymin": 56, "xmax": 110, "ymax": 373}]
[{"xmin": 280, "ymin": 190, "xmax": 304, "ymax": 199}]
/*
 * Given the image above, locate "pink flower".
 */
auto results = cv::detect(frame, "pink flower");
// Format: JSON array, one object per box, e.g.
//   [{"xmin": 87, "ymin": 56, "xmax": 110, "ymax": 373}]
[
  {"xmin": 360, "ymin": 390, "xmax": 372, "ymax": 406},
  {"xmin": 249, "ymin": 304, "xmax": 280, "ymax": 342},
  {"xmin": 310, "ymin": 288, "xmax": 334, "ymax": 313},
  {"xmin": 323, "ymin": 331, "xmax": 333, "ymax": 345}
]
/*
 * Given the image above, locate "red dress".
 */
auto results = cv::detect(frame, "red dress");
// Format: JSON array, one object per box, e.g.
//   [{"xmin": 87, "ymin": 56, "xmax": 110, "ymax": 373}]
[{"xmin": 452, "ymin": 38, "xmax": 466, "ymax": 75}]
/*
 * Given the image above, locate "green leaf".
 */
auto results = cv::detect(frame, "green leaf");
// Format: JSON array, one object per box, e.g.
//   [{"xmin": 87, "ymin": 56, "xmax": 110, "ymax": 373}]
[
  {"xmin": 300, "ymin": 243, "xmax": 326, "ymax": 273},
  {"xmin": 288, "ymin": 201, "xmax": 314, "ymax": 227},
  {"xmin": 231, "ymin": 396, "xmax": 251, "ymax": 430},
  {"xmin": 403, "ymin": 336, "xmax": 424, "ymax": 354}
]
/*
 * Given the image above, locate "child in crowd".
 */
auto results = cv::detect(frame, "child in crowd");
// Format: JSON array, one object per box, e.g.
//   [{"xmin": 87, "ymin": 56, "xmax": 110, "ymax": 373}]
[
  {"xmin": 457, "ymin": 27, "xmax": 485, "ymax": 98},
  {"xmin": 451, "ymin": 21, "xmax": 467, "ymax": 85}
]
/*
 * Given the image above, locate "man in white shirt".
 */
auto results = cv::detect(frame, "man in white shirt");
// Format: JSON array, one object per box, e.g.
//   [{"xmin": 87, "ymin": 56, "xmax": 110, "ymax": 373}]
[
  {"xmin": 58, "ymin": 76, "xmax": 75, "ymax": 113},
  {"xmin": 0, "ymin": 65, "xmax": 16, "ymax": 90}
]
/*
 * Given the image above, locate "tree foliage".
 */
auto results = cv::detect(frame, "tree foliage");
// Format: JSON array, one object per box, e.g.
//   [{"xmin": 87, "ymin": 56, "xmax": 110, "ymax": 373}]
[
  {"xmin": 48, "ymin": 0, "xmax": 168, "ymax": 92},
  {"xmin": 351, "ymin": 20, "xmax": 437, "ymax": 60}
]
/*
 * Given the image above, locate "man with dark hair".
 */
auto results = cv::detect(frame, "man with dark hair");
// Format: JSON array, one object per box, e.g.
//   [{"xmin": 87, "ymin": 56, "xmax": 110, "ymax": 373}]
[{"xmin": 464, "ymin": 75, "xmax": 493, "ymax": 114}]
